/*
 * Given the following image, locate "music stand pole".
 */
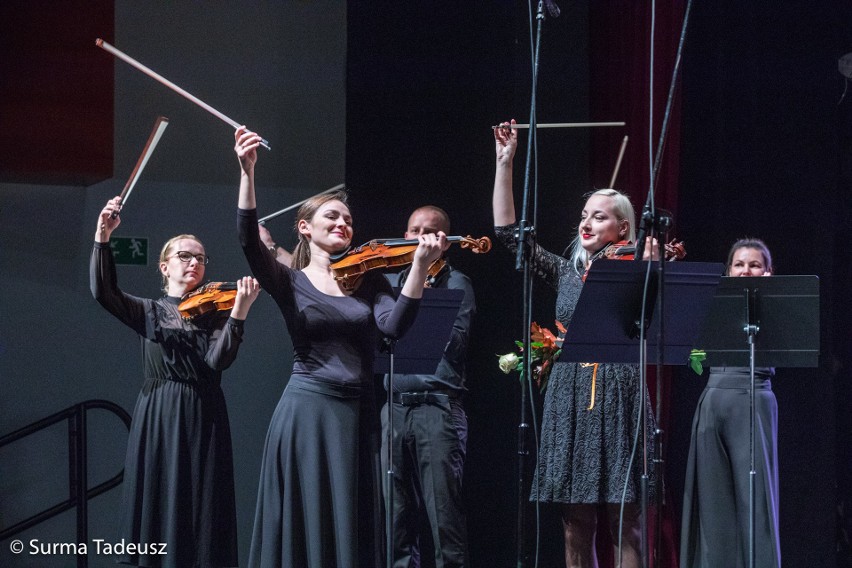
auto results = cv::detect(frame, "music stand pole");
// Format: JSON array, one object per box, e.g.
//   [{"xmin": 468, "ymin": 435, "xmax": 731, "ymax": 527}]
[
  {"xmin": 652, "ymin": 217, "xmax": 672, "ymax": 568},
  {"xmin": 377, "ymin": 287, "xmax": 463, "ymax": 568},
  {"xmin": 385, "ymin": 339, "xmax": 397, "ymax": 568},
  {"xmin": 745, "ymin": 289, "xmax": 759, "ymax": 568},
  {"xmin": 634, "ymin": 2, "xmax": 694, "ymax": 561}
]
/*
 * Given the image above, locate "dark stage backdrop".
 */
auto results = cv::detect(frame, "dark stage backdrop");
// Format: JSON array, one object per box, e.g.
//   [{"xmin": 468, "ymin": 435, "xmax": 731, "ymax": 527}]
[
  {"xmin": 348, "ymin": 1, "xmax": 851, "ymax": 568},
  {"xmin": 669, "ymin": 3, "xmax": 852, "ymax": 568}
]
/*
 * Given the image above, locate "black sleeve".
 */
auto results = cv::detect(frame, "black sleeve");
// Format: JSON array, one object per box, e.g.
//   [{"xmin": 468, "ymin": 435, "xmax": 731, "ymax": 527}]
[
  {"xmin": 494, "ymin": 223, "xmax": 570, "ymax": 291},
  {"xmin": 238, "ymin": 207, "xmax": 296, "ymax": 303},
  {"xmin": 89, "ymin": 241, "xmax": 149, "ymax": 336}
]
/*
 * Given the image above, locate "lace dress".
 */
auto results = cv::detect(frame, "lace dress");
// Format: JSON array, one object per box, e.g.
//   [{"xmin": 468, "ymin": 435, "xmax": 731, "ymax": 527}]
[{"xmin": 495, "ymin": 225, "xmax": 656, "ymax": 503}]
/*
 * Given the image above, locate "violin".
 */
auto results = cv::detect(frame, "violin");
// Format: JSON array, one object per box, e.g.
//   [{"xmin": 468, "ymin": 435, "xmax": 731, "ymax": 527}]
[
  {"xmin": 583, "ymin": 239, "xmax": 686, "ymax": 281},
  {"xmin": 330, "ymin": 235, "xmax": 492, "ymax": 292},
  {"xmin": 178, "ymin": 282, "xmax": 238, "ymax": 320},
  {"xmin": 597, "ymin": 239, "xmax": 686, "ymax": 261}
]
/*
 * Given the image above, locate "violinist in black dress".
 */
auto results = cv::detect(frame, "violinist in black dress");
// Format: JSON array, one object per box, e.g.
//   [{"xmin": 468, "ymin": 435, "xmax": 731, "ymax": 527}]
[
  {"xmin": 91, "ymin": 196, "xmax": 261, "ymax": 568},
  {"xmin": 234, "ymin": 127, "xmax": 449, "ymax": 568}
]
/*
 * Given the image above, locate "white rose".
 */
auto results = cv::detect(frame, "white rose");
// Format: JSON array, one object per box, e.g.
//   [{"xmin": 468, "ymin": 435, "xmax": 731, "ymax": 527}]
[{"xmin": 498, "ymin": 352, "xmax": 520, "ymax": 374}]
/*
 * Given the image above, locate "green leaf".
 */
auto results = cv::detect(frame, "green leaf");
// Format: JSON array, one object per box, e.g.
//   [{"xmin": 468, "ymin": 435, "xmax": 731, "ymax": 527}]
[{"xmin": 688, "ymin": 349, "xmax": 706, "ymax": 375}]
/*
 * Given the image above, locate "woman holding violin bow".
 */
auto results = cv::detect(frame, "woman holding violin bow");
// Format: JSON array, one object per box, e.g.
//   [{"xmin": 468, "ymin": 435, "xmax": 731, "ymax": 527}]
[
  {"xmin": 234, "ymin": 126, "xmax": 448, "ymax": 568},
  {"xmin": 493, "ymin": 120, "xmax": 660, "ymax": 568},
  {"xmin": 90, "ymin": 196, "xmax": 261, "ymax": 567}
]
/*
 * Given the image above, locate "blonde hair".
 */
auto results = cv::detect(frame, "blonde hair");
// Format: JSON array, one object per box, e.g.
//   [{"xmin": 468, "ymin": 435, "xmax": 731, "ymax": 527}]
[
  {"xmin": 291, "ymin": 189, "xmax": 350, "ymax": 270},
  {"xmin": 565, "ymin": 189, "xmax": 636, "ymax": 274},
  {"xmin": 159, "ymin": 234, "xmax": 204, "ymax": 293}
]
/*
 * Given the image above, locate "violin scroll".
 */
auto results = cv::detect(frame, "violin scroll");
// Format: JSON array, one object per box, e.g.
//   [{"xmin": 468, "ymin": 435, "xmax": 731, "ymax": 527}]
[
  {"xmin": 458, "ymin": 235, "xmax": 492, "ymax": 254},
  {"xmin": 663, "ymin": 239, "xmax": 686, "ymax": 261}
]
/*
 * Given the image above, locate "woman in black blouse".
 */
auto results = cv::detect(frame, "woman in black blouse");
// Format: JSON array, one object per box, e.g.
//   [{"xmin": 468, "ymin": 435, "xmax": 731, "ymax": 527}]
[{"xmin": 234, "ymin": 127, "xmax": 448, "ymax": 568}]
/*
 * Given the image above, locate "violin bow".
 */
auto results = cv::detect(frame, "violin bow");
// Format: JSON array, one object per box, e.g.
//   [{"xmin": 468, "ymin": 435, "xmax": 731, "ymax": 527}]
[
  {"xmin": 96, "ymin": 38, "xmax": 271, "ymax": 150},
  {"xmin": 491, "ymin": 121, "xmax": 625, "ymax": 129},
  {"xmin": 608, "ymin": 135, "xmax": 629, "ymax": 188},
  {"xmin": 257, "ymin": 184, "xmax": 345, "ymax": 225},
  {"xmin": 111, "ymin": 116, "xmax": 170, "ymax": 219}
]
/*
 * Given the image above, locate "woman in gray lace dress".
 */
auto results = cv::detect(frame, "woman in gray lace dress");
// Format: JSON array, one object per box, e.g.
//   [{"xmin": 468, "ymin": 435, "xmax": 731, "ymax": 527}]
[{"xmin": 493, "ymin": 120, "xmax": 656, "ymax": 568}]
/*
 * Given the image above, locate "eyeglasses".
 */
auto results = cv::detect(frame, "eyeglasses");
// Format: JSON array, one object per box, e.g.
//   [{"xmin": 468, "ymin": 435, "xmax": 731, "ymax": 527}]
[{"xmin": 170, "ymin": 251, "xmax": 209, "ymax": 265}]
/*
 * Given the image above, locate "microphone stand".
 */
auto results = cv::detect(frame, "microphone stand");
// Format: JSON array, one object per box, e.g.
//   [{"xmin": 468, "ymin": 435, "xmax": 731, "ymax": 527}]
[
  {"xmin": 514, "ymin": 2, "xmax": 558, "ymax": 566},
  {"xmin": 632, "ymin": 2, "xmax": 693, "ymax": 567}
]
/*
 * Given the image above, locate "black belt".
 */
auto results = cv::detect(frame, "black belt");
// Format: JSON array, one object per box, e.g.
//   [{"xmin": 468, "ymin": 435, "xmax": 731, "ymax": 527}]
[{"xmin": 392, "ymin": 390, "xmax": 458, "ymax": 406}]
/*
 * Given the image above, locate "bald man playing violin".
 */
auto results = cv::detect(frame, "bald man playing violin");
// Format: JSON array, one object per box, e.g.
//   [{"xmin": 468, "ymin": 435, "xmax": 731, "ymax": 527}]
[{"xmin": 380, "ymin": 205, "xmax": 474, "ymax": 568}]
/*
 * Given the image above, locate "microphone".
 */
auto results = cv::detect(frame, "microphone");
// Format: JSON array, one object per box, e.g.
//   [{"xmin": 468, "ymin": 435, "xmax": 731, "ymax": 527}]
[{"xmin": 543, "ymin": 0, "xmax": 561, "ymax": 18}]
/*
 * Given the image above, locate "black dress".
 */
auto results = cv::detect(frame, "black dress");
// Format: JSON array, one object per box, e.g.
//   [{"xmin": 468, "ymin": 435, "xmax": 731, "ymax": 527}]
[
  {"xmin": 495, "ymin": 225, "xmax": 656, "ymax": 504},
  {"xmin": 90, "ymin": 242, "xmax": 244, "ymax": 567},
  {"xmin": 239, "ymin": 209, "xmax": 421, "ymax": 568}
]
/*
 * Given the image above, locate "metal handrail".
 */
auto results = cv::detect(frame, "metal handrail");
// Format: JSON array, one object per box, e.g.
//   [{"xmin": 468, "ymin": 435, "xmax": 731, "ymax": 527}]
[{"xmin": 0, "ymin": 399, "xmax": 131, "ymax": 567}]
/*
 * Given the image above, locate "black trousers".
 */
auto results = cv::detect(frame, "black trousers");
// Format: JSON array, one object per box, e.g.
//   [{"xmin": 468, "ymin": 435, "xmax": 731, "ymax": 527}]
[{"xmin": 381, "ymin": 394, "xmax": 468, "ymax": 568}]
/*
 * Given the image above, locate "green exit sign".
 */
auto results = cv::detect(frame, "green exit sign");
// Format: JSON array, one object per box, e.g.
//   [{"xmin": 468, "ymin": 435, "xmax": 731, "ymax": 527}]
[{"xmin": 110, "ymin": 236, "xmax": 148, "ymax": 265}]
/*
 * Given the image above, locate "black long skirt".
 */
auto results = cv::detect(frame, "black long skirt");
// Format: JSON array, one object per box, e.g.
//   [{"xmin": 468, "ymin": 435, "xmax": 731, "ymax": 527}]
[
  {"xmin": 249, "ymin": 375, "xmax": 383, "ymax": 568},
  {"xmin": 119, "ymin": 378, "xmax": 238, "ymax": 567}
]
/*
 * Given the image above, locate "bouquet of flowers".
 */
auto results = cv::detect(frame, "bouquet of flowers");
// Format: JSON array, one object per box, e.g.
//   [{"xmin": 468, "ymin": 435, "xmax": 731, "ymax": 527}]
[{"xmin": 497, "ymin": 321, "xmax": 566, "ymax": 393}]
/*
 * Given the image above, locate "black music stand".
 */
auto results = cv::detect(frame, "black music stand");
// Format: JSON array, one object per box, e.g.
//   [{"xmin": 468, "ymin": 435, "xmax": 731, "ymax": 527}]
[
  {"xmin": 560, "ymin": 260, "xmax": 725, "ymax": 364},
  {"xmin": 374, "ymin": 287, "xmax": 463, "ymax": 568},
  {"xmin": 374, "ymin": 288, "xmax": 463, "ymax": 374},
  {"xmin": 697, "ymin": 275, "xmax": 820, "ymax": 367},
  {"xmin": 695, "ymin": 275, "xmax": 819, "ymax": 568}
]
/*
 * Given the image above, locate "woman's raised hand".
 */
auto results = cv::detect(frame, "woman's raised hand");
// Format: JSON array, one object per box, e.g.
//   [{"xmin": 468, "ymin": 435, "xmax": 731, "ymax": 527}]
[
  {"xmin": 235, "ymin": 126, "xmax": 262, "ymax": 174},
  {"xmin": 492, "ymin": 119, "xmax": 519, "ymax": 226},
  {"xmin": 95, "ymin": 196, "xmax": 122, "ymax": 242},
  {"xmin": 494, "ymin": 119, "xmax": 518, "ymax": 165}
]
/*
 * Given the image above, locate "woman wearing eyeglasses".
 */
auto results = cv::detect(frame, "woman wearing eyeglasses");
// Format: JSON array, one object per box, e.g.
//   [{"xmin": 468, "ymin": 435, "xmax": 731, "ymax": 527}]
[{"xmin": 90, "ymin": 196, "xmax": 261, "ymax": 568}]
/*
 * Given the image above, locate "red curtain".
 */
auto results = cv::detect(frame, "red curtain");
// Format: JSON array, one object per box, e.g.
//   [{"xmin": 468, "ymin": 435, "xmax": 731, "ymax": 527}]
[
  {"xmin": 589, "ymin": 3, "xmax": 686, "ymax": 567},
  {"xmin": 0, "ymin": 1, "xmax": 114, "ymax": 185}
]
